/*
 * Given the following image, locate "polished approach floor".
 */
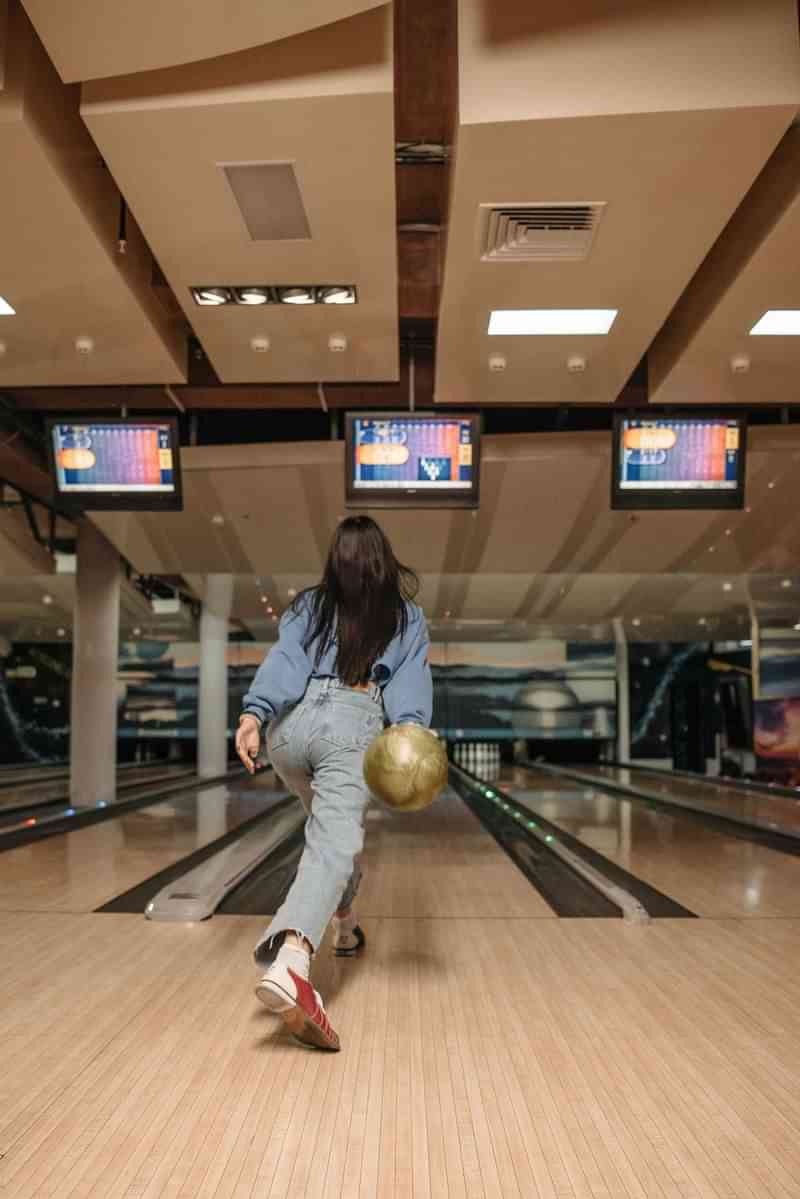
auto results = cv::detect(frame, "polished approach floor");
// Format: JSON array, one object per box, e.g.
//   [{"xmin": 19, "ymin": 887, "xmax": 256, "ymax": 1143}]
[{"xmin": 2, "ymin": 770, "xmax": 799, "ymax": 1198}]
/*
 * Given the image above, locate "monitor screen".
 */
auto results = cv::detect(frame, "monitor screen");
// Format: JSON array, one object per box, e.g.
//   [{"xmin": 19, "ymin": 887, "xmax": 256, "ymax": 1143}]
[
  {"xmin": 47, "ymin": 419, "xmax": 183, "ymax": 510},
  {"xmin": 611, "ymin": 413, "xmax": 746, "ymax": 510},
  {"xmin": 345, "ymin": 412, "xmax": 480, "ymax": 509}
]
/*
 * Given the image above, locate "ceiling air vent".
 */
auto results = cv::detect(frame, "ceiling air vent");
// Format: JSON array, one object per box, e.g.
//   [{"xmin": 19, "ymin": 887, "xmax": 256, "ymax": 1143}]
[{"xmin": 480, "ymin": 202, "xmax": 606, "ymax": 262}]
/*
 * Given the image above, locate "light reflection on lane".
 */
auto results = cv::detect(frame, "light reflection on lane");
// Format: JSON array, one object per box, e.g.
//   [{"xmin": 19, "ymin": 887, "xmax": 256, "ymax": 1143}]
[{"xmin": 504, "ymin": 768, "xmax": 800, "ymax": 918}]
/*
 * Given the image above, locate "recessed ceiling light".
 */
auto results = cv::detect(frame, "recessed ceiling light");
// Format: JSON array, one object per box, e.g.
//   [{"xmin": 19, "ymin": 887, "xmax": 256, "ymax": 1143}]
[
  {"xmin": 42, "ymin": 594, "xmax": 53, "ymax": 605},
  {"xmin": 133, "ymin": 626, "xmax": 141, "ymax": 636},
  {"xmin": 725, "ymin": 528, "xmax": 732, "ymax": 536},
  {"xmin": 278, "ymin": 286, "xmax": 315, "ymax": 305},
  {"xmin": 781, "ymin": 579, "xmax": 792, "ymax": 589},
  {"xmin": 233, "ymin": 286, "xmax": 271, "ymax": 306},
  {"xmin": 266, "ymin": 607, "xmax": 274, "ymax": 614},
  {"xmin": 632, "ymin": 618, "xmax": 641, "ymax": 626},
  {"xmin": 488, "ymin": 309, "xmax": 618, "ymax": 336},
  {"xmin": 260, "ymin": 594, "xmax": 268, "ymax": 603},
  {"xmin": 750, "ymin": 310, "xmax": 800, "ymax": 336},
  {"xmin": 56, "ymin": 627, "xmax": 66, "ymax": 637},
  {"xmin": 192, "ymin": 287, "xmax": 232, "ymax": 306},
  {"xmin": 211, "ymin": 514, "xmax": 225, "ymax": 526},
  {"xmin": 250, "ymin": 336, "xmax": 270, "ymax": 353},
  {"xmin": 287, "ymin": 587, "xmax": 297, "ymax": 599},
  {"xmin": 272, "ymin": 614, "xmax": 279, "ymax": 622},
  {"xmin": 319, "ymin": 285, "xmax": 356, "ymax": 305},
  {"xmin": 0, "ymin": 296, "xmax": 14, "ymax": 316},
  {"xmin": 698, "ymin": 617, "xmax": 708, "ymax": 625},
  {"xmin": 722, "ymin": 582, "xmax": 733, "ymax": 592}
]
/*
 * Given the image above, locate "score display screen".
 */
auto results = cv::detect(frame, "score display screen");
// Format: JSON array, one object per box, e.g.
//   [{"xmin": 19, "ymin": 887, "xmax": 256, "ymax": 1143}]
[
  {"xmin": 48, "ymin": 420, "xmax": 182, "ymax": 510},
  {"xmin": 351, "ymin": 416, "xmax": 474, "ymax": 490},
  {"xmin": 612, "ymin": 414, "xmax": 746, "ymax": 510}
]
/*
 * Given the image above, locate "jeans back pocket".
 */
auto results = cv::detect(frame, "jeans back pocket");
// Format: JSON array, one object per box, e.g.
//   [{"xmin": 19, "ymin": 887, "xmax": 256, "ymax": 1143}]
[{"xmin": 320, "ymin": 704, "xmax": 383, "ymax": 751}]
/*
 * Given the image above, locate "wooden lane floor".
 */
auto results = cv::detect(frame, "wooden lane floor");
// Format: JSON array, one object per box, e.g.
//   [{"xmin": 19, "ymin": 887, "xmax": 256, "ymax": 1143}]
[
  {"xmin": 582, "ymin": 763, "xmax": 800, "ymax": 836},
  {"xmin": 511, "ymin": 767, "xmax": 800, "ymax": 918},
  {"xmin": 341, "ymin": 788, "xmax": 556, "ymax": 920},
  {"xmin": 2, "ymin": 912, "xmax": 800, "ymax": 1197},
  {"xmin": 0, "ymin": 773, "xmax": 285, "ymax": 914},
  {"xmin": 3, "ymin": 781, "xmax": 800, "ymax": 1197}
]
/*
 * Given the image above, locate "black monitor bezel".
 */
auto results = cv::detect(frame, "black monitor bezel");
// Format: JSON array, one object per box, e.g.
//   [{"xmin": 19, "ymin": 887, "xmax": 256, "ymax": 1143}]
[
  {"xmin": 345, "ymin": 410, "xmax": 482, "ymax": 509},
  {"xmin": 611, "ymin": 409, "xmax": 747, "ymax": 511},
  {"xmin": 46, "ymin": 415, "xmax": 184, "ymax": 512}
]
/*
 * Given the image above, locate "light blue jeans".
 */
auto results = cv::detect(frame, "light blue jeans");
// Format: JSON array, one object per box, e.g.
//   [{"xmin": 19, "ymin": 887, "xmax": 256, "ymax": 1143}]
[{"xmin": 254, "ymin": 677, "xmax": 383, "ymax": 967}]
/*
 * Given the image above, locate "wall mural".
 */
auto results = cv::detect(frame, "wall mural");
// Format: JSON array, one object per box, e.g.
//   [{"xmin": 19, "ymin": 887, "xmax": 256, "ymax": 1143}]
[
  {"xmin": 429, "ymin": 640, "xmax": 617, "ymax": 742},
  {"xmin": 0, "ymin": 632, "xmax": 764, "ymax": 774},
  {"xmin": 754, "ymin": 634, "xmax": 800, "ymax": 785},
  {"xmin": 0, "ymin": 642, "xmax": 71, "ymax": 764},
  {"xmin": 1, "ymin": 636, "xmax": 618, "ymax": 764}
]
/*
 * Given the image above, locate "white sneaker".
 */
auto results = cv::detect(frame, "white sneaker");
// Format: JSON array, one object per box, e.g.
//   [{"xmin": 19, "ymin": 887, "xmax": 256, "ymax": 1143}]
[
  {"xmin": 332, "ymin": 916, "xmax": 366, "ymax": 957},
  {"xmin": 256, "ymin": 962, "xmax": 340, "ymax": 1052}
]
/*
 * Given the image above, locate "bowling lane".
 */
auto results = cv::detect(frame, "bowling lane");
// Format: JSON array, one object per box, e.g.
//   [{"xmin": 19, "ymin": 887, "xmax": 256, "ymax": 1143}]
[
  {"xmin": 510, "ymin": 766, "xmax": 800, "ymax": 918},
  {"xmin": 220, "ymin": 787, "xmax": 557, "ymax": 921},
  {"xmin": 0, "ymin": 772, "xmax": 287, "ymax": 914},
  {"xmin": 0, "ymin": 761, "xmax": 195, "ymax": 814},
  {"xmin": 579, "ymin": 763, "xmax": 800, "ymax": 837}
]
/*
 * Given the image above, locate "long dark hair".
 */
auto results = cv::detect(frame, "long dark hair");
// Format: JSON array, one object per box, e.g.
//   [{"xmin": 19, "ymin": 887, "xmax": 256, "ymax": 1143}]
[{"xmin": 294, "ymin": 516, "xmax": 419, "ymax": 685}]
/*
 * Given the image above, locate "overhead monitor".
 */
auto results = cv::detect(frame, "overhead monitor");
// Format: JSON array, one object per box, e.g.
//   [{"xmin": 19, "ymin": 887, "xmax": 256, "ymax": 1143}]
[
  {"xmin": 611, "ymin": 412, "xmax": 746, "ymax": 510},
  {"xmin": 47, "ymin": 418, "xmax": 183, "ymax": 511},
  {"xmin": 345, "ymin": 412, "xmax": 481, "ymax": 509}
]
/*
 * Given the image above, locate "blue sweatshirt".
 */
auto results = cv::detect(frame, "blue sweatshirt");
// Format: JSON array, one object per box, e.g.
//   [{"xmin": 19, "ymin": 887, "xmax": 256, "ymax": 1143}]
[{"xmin": 241, "ymin": 593, "xmax": 432, "ymax": 728}]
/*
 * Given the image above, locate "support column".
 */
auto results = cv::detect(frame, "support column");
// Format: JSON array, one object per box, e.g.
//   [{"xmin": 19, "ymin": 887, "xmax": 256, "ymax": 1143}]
[
  {"xmin": 612, "ymin": 617, "xmax": 631, "ymax": 765},
  {"xmin": 197, "ymin": 574, "xmax": 233, "ymax": 778},
  {"xmin": 70, "ymin": 521, "xmax": 121, "ymax": 806}
]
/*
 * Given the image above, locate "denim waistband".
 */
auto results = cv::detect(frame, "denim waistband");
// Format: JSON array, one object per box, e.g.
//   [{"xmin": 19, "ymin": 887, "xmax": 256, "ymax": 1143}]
[{"xmin": 305, "ymin": 676, "xmax": 383, "ymax": 710}]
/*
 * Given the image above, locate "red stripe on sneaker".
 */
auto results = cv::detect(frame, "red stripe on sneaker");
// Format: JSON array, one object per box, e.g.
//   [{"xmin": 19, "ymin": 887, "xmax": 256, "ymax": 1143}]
[{"xmin": 287, "ymin": 969, "xmax": 337, "ymax": 1044}]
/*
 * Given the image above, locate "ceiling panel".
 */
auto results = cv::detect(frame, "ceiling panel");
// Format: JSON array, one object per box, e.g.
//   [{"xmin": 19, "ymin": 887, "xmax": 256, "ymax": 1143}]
[
  {"xmin": 0, "ymin": 3, "xmax": 186, "ymax": 387},
  {"xmin": 81, "ymin": 8, "xmax": 398, "ymax": 385},
  {"xmin": 434, "ymin": 0, "xmax": 800, "ymax": 407},
  {"xmin": 0, "ymin": 507, "xmax": 56, "ymax": 574},
  {"xmin": 22, "ymin": 0, "xmax": 388, "ymax": 82},
  {"xmin": 89, "ymin": 427, "xmax": 800, "ymax": 641},
  {"xmin": 650, "ymin": 125, "xmax": 800, "ymax": 406}
]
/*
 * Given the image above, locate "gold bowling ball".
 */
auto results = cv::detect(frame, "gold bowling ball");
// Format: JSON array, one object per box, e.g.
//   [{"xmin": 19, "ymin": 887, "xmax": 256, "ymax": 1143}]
[{"xmin": 363, "ymin": 724, "xmax": 448, "ymax": 812}]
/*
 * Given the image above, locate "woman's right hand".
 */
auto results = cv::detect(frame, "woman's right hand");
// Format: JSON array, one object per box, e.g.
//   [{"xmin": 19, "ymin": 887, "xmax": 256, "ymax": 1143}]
[{"xmin": 235, "ymin": 714, "xmax": 261, "ymax": 774}]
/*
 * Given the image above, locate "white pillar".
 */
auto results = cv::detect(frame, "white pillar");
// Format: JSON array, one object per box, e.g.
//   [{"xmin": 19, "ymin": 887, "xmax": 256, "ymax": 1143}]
[
  {"xmin": 612, "ymin": 617, "xmax": 631, "ymax": 765},
  {"xmin": 70, "ymin": 521, "xmax": 121, "ymax": 806},
  {"xmin": 198, "ymin": 574, "xmax": 233, "ymax": 778}
]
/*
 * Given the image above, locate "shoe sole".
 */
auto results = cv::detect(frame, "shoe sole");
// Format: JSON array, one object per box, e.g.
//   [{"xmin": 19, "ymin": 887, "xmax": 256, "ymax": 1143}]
[
  {"xmin": 255, "ymin": 978, "xmax": 340, "ymax": 1052},
  {"xmin": 333, "ymin": 925, "xmax": 366, "ymax": 958}
]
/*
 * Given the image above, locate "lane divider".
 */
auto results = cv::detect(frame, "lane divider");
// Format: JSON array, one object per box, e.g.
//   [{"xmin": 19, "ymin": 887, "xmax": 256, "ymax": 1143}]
[{"xmin": 450, "ymin": 764, "xmax": 650, "ymax": 923}]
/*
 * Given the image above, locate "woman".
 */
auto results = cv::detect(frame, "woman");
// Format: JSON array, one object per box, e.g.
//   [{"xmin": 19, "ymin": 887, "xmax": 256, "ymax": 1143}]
[{"xmin": 235, "ymin": 515, "xmax": 432, "ymax": 1052}]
